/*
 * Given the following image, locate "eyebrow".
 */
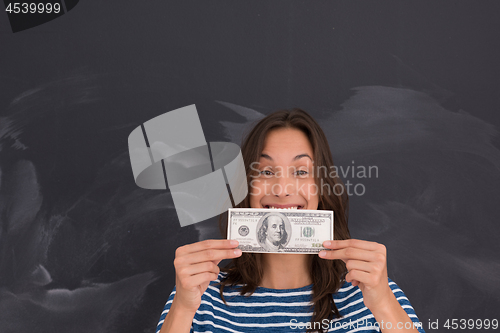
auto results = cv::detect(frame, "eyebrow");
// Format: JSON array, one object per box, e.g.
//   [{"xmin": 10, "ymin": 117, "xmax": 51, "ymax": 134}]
[{"xmin": 260, "ymin": 153, "xmax": 313, "ymax": 162}]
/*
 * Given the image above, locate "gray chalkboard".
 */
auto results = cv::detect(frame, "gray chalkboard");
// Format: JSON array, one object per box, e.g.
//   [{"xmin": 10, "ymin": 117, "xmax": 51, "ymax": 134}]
[{"xmin": 1, "ymin": 1, "xmax": 499, "ymax": 332}]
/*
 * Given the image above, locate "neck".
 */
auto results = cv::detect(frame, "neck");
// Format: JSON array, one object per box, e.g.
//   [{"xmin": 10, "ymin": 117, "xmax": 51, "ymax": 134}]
[{"xmin": 259, "ymin": 254, "xmax": 312, "ymax": 289}]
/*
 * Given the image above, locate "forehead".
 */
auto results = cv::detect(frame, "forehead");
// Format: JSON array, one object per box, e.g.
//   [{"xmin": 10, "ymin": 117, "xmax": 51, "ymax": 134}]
[{"xmin": 261, "ymin": 128, "xmax": 313, "ymax": 158}]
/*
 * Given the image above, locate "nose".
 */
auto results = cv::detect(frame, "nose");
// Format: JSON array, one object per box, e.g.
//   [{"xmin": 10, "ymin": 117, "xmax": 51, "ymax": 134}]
[{"xmin": 271, "ymin": 169, "xmax": 295, "ymax": 197}]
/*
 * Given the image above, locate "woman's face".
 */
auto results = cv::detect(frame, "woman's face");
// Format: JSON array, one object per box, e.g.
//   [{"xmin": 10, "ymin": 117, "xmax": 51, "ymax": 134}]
[{"xmin": 249, "ymin": 127, "xmax": 319, "ymax": 210}]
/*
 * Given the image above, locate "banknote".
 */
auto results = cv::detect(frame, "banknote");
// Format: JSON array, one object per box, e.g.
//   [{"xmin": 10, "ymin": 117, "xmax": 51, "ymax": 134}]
[{"xmin": 227, "ymin": 208, "xmax": 334, "ymax": 254}]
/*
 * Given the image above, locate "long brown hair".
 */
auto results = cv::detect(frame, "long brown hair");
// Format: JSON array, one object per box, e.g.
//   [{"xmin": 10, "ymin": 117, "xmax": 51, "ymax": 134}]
[{"xmin": 218, "ymin": 108, "xmax": 350, "ymax": 332}]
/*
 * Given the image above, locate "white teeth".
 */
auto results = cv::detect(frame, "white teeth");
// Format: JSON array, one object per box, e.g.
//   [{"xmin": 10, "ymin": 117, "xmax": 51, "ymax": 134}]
[{"xmin": 267, "ymin": 206, "xmax": 299, "ymax": 210}]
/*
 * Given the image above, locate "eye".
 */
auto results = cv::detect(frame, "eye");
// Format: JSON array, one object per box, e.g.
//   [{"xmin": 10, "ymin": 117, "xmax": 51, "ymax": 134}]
[
  {"xmin": 295, "ymin": 170, "xmax": 308, "ymax": 176},
  {"xmin": 260, "ymin": 170, "xmax": 274, "ymax": 176}
]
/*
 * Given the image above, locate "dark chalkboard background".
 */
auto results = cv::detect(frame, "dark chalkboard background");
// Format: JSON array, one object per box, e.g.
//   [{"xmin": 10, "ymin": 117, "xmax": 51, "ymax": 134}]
[{"xmin": 1, "ymin": 1, "xmax": 500, "ymax": 332}]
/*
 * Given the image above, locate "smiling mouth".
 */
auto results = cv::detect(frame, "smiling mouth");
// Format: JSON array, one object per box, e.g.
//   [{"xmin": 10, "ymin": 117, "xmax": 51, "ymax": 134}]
[{"xmin": 263, "ymin": 205, "xmax": 304, "ymax": 210}]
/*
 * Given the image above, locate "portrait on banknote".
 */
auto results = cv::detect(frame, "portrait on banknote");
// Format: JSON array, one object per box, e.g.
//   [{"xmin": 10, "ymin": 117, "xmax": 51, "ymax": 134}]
[{"xmin": 256, "ymin": 212, "xmax": 292, "ymax": 252}]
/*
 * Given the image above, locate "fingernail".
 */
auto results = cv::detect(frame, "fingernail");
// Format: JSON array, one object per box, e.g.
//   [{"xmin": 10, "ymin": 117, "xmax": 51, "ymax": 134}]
[
  {"xmin": 234, "ymin": 249, "xmax": 242, "ymax": 256},
  {"xmin": 324, "ymin": 241, "xmax": 331, "ymax": 247},
  {"xmin": 319, "ymin": 251, "xmax": 326, "ymax": 257},
  {"xmin": 230, "ymin": 240, "xmax": 238, "ymax": 246}
]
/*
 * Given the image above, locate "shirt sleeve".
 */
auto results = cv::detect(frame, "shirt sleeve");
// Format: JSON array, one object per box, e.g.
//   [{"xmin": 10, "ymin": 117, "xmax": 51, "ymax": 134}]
[
  {"xmin": 155, "ymin": 286, "xmax": 194, "ymax": 333},
  {"xmin": 388, "ymin": 278, "xmax": 426, "ymax": 333}
]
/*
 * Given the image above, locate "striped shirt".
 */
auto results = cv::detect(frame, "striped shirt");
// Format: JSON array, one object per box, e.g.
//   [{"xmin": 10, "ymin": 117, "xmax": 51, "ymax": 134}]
[{"xmin": 156, "ymin": 273, "xmax": 425, "ymax": 333}]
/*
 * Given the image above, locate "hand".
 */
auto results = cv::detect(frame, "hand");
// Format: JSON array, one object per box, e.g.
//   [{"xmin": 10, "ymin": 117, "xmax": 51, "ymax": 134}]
[
  {"xmin": 318, "ymin": 239, "xmax": 393, "ymax": 310},
  {"xmin": 173, "ymin": 239, "xmax": 242, "ymax": 313}
]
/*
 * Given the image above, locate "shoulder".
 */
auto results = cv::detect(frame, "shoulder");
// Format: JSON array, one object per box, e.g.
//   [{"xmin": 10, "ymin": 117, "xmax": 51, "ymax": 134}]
[
  {"xmin": 386, "ymin": 277, "xmax": 420, "ymax": 312},
  {"xmin": 334, "ymin": 277, "xmax": 408, "ymax": 299},
  {"xmin": 332, "ymin": 278, "xmax": 425, "ymax": 333}
]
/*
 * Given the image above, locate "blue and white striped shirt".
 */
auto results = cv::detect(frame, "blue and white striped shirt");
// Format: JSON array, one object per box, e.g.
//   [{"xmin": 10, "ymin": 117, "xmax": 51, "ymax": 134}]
[{"xmin": 156, "ymin": 273, "xmax": 425, "ymax": 333}]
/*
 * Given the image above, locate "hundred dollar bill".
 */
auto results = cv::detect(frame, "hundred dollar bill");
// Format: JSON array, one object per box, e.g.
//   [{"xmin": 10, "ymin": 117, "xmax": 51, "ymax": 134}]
[{"xmin": 227, "ymin": 208, "xmax": 334, "ymax": 254}]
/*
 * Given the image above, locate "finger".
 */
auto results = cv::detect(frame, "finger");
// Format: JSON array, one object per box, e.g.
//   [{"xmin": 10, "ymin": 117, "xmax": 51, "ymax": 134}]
[
  {"xmin": 323, "ymin": 239, "xmax": 381, "ymax": 251},
  {"xmin": 319, "ymin": 247, "xmax": 380, "ymax": 262},
  {"xmin": 177, "ymin": 261, "xmax": 220, "ymax": 278},
  {"xmin": 345, "ymin": 260, "xmax": 373, "ymax": 274},
  {"xmin": 179, "ymin": 248, "xmax": 242, "ymax": 266},
  {"xmin": 177, "ymin": 239, "xmax": 239, "ymax": 256},
  {"xmin": 345, "ymin": 269, "xmax": 371, "ymax": 285},
  {"xmin": 180, "ymin": 272, "xmax": 220, "ymax": 289}
]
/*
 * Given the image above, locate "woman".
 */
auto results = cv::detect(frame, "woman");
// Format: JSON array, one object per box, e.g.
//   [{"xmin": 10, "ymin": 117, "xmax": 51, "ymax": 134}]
[{"xmin": 156, "ymin": 109, "xmax": 425, "ymax": 333}]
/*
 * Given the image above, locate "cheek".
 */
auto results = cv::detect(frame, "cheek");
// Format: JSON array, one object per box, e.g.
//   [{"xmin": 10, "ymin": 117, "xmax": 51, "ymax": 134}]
[
  {"xmin": 249, "ymin": 179, "xmax": 265, "ymax": 207},
  {"xmin": 297, "ymin": 178, "xmax": 319, "ymax": 201}
]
